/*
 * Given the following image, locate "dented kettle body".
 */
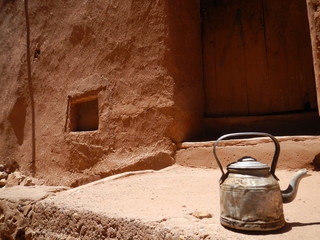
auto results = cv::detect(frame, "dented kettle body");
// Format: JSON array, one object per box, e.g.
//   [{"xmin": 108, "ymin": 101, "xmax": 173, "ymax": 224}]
[
  {"xmin": 213, "ymin": 132, "xmax": 308, "ymax": 231},
  {"xmin": 220, "ymin": 169, "xmax": 285, "ymax": 231}
]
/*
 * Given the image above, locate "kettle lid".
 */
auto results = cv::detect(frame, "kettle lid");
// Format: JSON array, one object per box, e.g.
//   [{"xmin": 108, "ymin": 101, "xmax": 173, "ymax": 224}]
[{"xmin": 227, "ymin": 156, "xmax": 269, "ymax": 170}]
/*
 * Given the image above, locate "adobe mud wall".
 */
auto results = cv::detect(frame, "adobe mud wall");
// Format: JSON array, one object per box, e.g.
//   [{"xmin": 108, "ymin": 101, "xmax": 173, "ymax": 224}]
[
  {"xmin": 308, "ymin": 0, "xmax": 320, "ymax": 108},
  {"xmin": 0, "ymin": 0, "xmax": 203, "ymax": 186}
]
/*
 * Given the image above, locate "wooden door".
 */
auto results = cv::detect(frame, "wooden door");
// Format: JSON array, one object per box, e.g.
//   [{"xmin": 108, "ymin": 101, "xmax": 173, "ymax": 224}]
[{"xmin": 202, "ymin": 0, "xmax": 317, "ymax": 117}]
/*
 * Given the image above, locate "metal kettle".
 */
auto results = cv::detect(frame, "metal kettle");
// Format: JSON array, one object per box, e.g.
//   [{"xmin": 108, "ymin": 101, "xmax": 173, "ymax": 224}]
[{"xmin": 213, "ymin": 132, "xmax": 309, "ymax": 231}]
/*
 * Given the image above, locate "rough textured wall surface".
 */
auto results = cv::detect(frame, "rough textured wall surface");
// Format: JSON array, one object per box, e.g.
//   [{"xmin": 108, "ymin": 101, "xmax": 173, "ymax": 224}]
[
  {"xmin": 0, "ymin": 0, "xmax": 203, "ymax": 186},
  {"xmin": 307, "ymin": 0, "xmax": 320, "ymax": 109}
]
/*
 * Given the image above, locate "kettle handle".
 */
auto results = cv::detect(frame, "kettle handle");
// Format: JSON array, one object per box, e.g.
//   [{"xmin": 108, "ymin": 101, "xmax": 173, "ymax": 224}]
[{"xmin": 213, "ymin": 132, "xmax": 280, "ymax": 181}]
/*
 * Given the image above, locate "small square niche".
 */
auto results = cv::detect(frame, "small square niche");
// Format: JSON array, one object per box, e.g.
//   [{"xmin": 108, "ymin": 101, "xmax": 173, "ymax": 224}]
[{"xmin": 69, "ymin": 97, "xmax": 99, "ymax": 132}]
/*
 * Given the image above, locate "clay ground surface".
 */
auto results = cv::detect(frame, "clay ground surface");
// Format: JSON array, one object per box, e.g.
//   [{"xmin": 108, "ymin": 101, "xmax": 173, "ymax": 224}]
[
  {"xmin": 1, "ymin": 165, "xmax": 319, "ymax": 239},
  {"xmin": 1, "ymin": 136, "xmax": 320, "ymax": 239},
  {"xmin": 43, "ymin": 166, "xmax": 320, "ymax": 240}
]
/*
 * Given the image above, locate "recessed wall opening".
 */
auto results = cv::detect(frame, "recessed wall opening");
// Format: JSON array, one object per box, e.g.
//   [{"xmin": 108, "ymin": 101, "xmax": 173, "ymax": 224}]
[
  {"xmin": 200, "ymin": 0, "xmax": 320, "ymax": 139},
  {"xmin": 69, "ymin": 96, "xmax": 99, "ymax": 132}
]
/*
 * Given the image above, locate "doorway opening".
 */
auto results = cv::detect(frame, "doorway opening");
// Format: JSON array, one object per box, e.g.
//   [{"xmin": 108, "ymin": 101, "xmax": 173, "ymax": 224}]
[{"xmin": 201, "ymin": 0, "xmax": 320, "ymax": 138}]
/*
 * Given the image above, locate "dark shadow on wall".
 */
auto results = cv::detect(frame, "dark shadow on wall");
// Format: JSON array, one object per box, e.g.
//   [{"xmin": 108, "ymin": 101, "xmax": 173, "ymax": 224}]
[
  {"xmin": 8, "ymin": 97, "xmax": 27, "ymax": 145},
  {"xmin": 24, "ymin": 0, "xmax": 36, "ymax": 176},
  {"xmin": 203, "ymin": 112, "xmax": 320, "ymax": 140}
]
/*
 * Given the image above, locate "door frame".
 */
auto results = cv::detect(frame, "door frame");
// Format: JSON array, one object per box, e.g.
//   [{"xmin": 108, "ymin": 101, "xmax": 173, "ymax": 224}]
[{"xmin": 306, "ymin": 0, "xmax": 320, "ymax": 115}]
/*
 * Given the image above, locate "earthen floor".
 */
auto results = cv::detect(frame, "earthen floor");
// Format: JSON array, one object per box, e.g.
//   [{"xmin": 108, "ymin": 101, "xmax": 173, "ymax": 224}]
[{"xmin": 1, "ymin": 165, "xmax": 319, "ymax": 239}]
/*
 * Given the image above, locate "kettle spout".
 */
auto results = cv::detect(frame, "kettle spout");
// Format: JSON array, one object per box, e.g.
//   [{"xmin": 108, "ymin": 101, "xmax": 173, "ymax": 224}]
[{"xmin": 282, "ymin": 168, "xmax": 310, "ymax": 204}]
